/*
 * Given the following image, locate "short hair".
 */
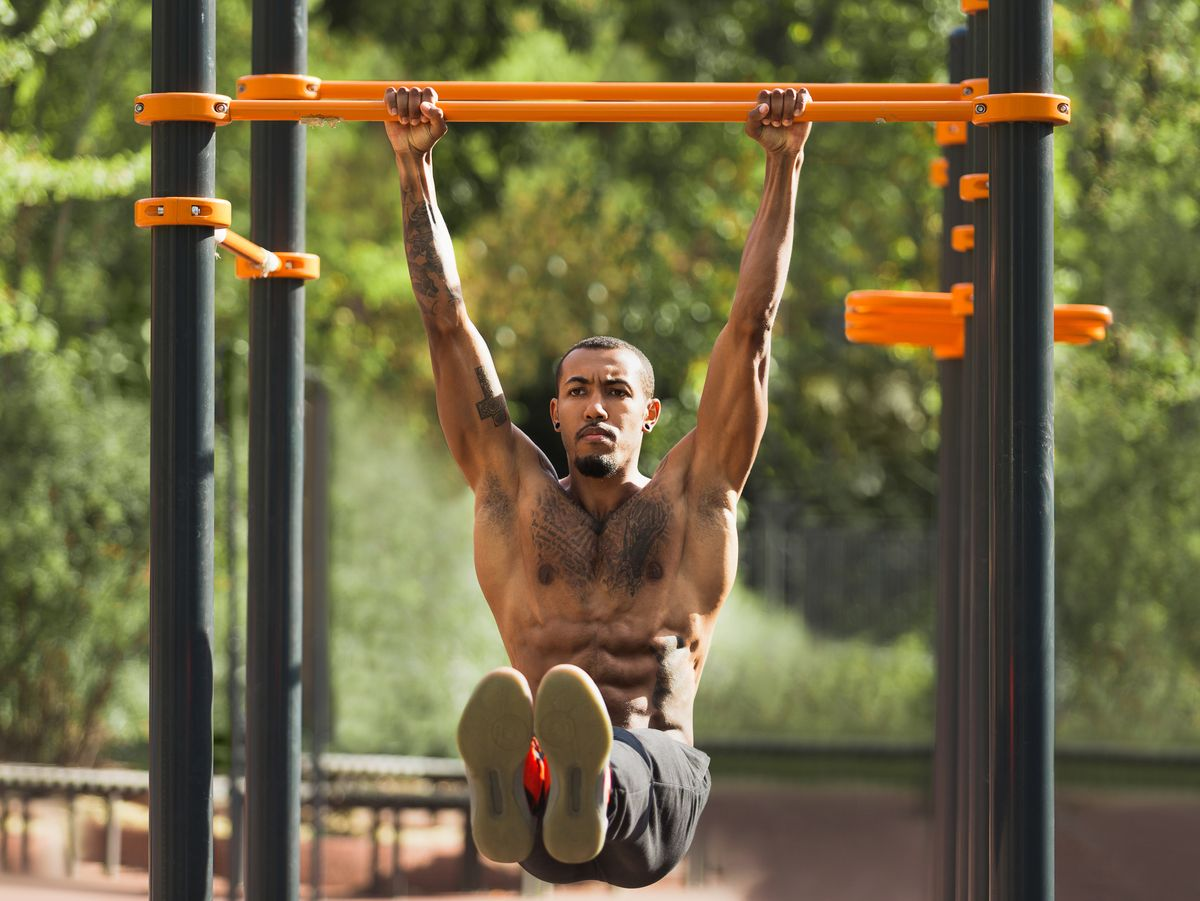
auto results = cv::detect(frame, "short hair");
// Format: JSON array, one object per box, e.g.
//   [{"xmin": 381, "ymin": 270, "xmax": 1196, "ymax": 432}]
[{"xmin": 554, "ymin": 336, "xmax": 655, "ymax": 397}]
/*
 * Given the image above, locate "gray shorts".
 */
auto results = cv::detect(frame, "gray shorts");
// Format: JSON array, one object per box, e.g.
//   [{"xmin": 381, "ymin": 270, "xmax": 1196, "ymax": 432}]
[{"xmin": 520, "ymin": 727, "xmax": 712, "ymax": 889}]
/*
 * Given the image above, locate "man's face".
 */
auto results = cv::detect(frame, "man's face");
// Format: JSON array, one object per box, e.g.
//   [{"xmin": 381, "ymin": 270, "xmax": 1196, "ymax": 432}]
[{"xmin": 551, "ymin": 347, "xmax": 660, "ymax": 479}]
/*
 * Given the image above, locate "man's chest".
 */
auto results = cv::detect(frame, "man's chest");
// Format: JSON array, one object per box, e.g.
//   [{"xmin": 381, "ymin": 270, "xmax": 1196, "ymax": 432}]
[{"xmin": 524, "ymin": 487, "xmax": 681, "ymax": 599}]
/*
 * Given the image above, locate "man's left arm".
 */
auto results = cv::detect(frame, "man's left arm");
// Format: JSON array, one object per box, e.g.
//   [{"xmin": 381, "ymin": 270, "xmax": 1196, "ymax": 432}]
[{"xmin": 689, "ymin": 88, "xmax": 812, "ymax": 494}]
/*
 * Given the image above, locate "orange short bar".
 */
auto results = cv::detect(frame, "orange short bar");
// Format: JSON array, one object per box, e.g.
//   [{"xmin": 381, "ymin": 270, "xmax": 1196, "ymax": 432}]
[
  {"xmin": 930, "ymin": 157, "xmax": 950, "ymax": 189},
  {"xmin": 237, "ymin": 75, "xmax": 964, "ymax": 103},
  {"xmin": 960, "ymin": 173, "xmax": 990, "ymax": 202},
  {"xmin": 846, "ymin": 290, "xmax": 954, "ymax": 314},
  {"xmin": 223, "ymin": 98, "xmax": 975, "ymax": 124},
  {"xmin": 1054, "ymin": 304, "xmax": 1113, "ymax": 344},
  {"xmin": 135, "ymin": 197, "xmax": 232, "ymax": 229},
  {"xmin": 235, "ymin": 252, "xmax": 320, "ymax": 281},
  {"xmin": 961, "ymin": 0, "xmax": 988, "ymax": 13},
  {"xmin": 135, "ymin": 93, "xmax": 233, "ymax": 125},
  {"xmin": 935, "ymin": 120, "xmax": 968, "ymax": 146},
  {"xmin": 217, "ymin": 229, "xmax": 280, "ymax": 276},
  {"xmin": 952, "ymin": 224, "xmax": 976, "ymax": 252},
  {"xmin": 972, "ymin": 93, "xmax": 1071, "ymax": 126}
]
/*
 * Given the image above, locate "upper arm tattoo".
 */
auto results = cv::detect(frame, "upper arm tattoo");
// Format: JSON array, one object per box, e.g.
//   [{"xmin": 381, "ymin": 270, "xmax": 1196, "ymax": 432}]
[
  {"xmin": 404, "ymin": 199, "xmax": 464, "ymax": 318},
  {"xmin": 475, "ymin": 367, "xmax": 509, "ymax": 427}
]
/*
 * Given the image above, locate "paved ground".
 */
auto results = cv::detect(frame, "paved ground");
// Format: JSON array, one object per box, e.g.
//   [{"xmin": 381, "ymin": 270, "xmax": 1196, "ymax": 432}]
[{"xmin": 2, "ymin": 782, "xmax": 1197, "ymax": 899}]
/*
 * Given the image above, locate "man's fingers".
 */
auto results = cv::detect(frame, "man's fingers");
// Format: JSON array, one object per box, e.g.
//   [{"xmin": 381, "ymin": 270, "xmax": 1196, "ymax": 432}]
[
  {"xmin": 769, "ymin": 89, "xmax": 784, "ymax": 126},
  {"xmin": 782, "ymin": 87, "xmax": 797, "ymax": 126},
  {"xmin": 385, "ymin": 87, "xmax": 398, "ymax": 117},
  {"xmin": 407, "ymin": 88, "xmax": 422, "ymax": 123},
  {"xmin": 422, "ymin": 101, "xmax": 448, "ymax": 138}
]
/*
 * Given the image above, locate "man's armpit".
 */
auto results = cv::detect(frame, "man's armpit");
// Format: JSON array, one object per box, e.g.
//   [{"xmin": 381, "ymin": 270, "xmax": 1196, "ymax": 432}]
[{"xmin": 478, "ymin": 472, "xmax": 516, "ymax": 526}]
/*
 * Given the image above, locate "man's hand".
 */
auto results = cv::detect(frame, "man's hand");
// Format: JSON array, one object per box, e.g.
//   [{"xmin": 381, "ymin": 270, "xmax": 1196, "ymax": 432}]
[
  {"xmin": 745, "ymin": 87, "xmax": 812, "ymax": 158},
  {"xmin": 384, "ymin": 86, "xmax": 448, "ymax": 157}
]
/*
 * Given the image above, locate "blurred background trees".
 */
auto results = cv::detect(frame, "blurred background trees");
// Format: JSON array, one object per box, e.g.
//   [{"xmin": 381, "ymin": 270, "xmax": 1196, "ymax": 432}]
[{"xmin": 1, "ymin": 0, "xmax": 1198, "ymax": 762}]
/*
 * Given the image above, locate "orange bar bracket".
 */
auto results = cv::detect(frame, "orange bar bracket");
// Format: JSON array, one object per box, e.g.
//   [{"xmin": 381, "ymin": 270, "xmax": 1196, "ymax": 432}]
[
  {"xmin": 237, "ymin": 74, "xmax": 321, "ymax": 100},
  {"xmin": 135, "ymin": 197, "xmax": 232, "ymax": 229},
  {"xmin": 961, "ymin": 0, "xmax": 988, "ymax": 13},
  {"xmin": 951, "ymin": 282, "xmax": 975, "ymax": 316},
  {"xmin": 930, "ymin": 157, "xmax": 950, "ymax": 189},
  {"xmin": 972, "ymin": 93, "xmax": 1071, "ymax": 126},
  {"xmin": 936, "ymin": 120, "xmax": 968, "ymax": 146},
  {"xmin": 960, "ymin": 78, "xmax": 989, "ymax": 99},
  {"xmin": 236, "ymin": 252, "xmax": 320, "ymax": 281},
  {"xmin": 960, "ymin": 173, "xmax": 990, "ymax": 202},
  {"xmin": 951, "ymin": 224, "xmax": 976, "ymax": 252},
  {"xmin": 134, "ymin": 93, "xmax": 234, "ymax": 125}
]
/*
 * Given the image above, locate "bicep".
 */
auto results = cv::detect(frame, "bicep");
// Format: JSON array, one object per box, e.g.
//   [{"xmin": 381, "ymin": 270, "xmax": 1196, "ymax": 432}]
[
  {"xmin": 691, "ymin": 321, "xmax": 771, "ymax": 494},
  {"xmin": 427, "ymin": 316, "xmax": 526, "ymax": 489}
]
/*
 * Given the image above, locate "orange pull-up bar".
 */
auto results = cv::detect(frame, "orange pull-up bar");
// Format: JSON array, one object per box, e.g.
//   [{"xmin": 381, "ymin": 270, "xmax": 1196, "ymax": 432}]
[{"xmin": 235, "ymin": 75, "xmax": 966, "ymax": 103}]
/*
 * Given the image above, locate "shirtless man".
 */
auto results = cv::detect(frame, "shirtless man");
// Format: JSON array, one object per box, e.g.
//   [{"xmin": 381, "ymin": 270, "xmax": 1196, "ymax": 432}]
[{"xmin": 385, "ymin": 84, "xmax": 812, "ymax": 888}]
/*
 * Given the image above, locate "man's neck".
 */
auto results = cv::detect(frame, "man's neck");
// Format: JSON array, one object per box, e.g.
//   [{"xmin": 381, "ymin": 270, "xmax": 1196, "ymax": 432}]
[{"xmin": 560, "ymin": 466, "xmax": 649, "ymax": 521}]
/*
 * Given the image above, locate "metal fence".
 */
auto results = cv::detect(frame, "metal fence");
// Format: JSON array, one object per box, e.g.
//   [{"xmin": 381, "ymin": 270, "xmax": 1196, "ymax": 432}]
[{"xmin": 740, "ymin": 503, "xmax": 937, "ymax": 642}]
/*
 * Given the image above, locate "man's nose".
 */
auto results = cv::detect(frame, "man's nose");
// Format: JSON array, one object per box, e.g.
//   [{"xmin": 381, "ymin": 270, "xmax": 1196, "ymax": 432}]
[{"xmin": 585, "ymin": 400, "xmax": 608, "ymax": 420}]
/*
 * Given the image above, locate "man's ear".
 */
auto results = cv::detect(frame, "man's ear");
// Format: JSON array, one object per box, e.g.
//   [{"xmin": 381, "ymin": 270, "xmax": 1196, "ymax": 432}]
[
  {"xmin": 549, "ymin": 397, "xmax": 560, "ymax": 431},
  {"xmin": 642, "ymin": 397, "xmax": 662, "ymax": 432}
]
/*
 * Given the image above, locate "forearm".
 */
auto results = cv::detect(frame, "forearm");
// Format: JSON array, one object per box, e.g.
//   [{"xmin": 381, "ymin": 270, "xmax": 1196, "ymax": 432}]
[
  {"xmin": 729, "ymin": 150, "xmax": 804, "ymax": 332},
  {"xmin": 395, "ymin": 151, "xmax": 464, "ymax": 331}
]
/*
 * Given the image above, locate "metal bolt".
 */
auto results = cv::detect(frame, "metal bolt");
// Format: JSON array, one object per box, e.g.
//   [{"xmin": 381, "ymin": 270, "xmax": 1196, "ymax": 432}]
[
  {"xmin": 975, "ymin": 103, "xmax": 987, "ymax": 115},
  {"xmin": 190, "ymin": 205, "xmax": 201, "ymax": 216},
  {"xmin": 214, "ymin": 101, "xmax": 229, "ymax": 114},
  {"xmin": 285, "ymin": 261, "xmax": 294, "ymax": 269},
  {"xmin": 134, "ymin": 102, "xmax": 145, "ymax": 113},
  {"xmin": 1057, "ymin": 102, "xmax": 1069, "ymax": 114},
  {"xmin": 237, "ymin": 84, "xmax": 246, "ymax": 93},
  {"xmin": 963, "ymin": 86, "xmax": 973, "ymax": 96},
  {"xmin": 306, "ymin": 84, "xmax": 319, "ymax": 94},
  {"xmin": 155, "ymin": 205, "xmax": 165, "ymax": 216}
]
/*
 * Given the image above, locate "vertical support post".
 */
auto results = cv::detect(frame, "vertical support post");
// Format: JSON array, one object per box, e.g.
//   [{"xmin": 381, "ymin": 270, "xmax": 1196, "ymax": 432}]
[
  {"xmin": 219, "ymin": 344, "xmax": 245, "ymax": 901},
  {"xmin": 105, "ymin": 793, "xmax": 121, "ymax": 876},
  {"xmin": 989, "ymin": 1, "xmax": 1056, "ymax": 898},
  {"xmin": 965, "ymin": 11, "xmax": 991, "ymax": 901},
  {"xmin": 245, "ymin": 0, "xmax": 307, "ymax": 897},
  {"xmin": 149, "ymin": 0, "xmax": 216, "ymax": 893},
  {"xmin": 304, "ymin": 374, "xmax": 332, "ymax": 901},
  {"xmin": 933, "ymin": 29, "xmax": 968, "ymax": 901}
]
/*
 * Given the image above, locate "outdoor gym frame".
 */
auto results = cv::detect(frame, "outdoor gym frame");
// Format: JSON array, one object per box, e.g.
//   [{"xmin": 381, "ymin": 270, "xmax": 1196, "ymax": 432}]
[{"xmin": 143, "ymin": 0, "xmax": 1069, "ymax": 899}]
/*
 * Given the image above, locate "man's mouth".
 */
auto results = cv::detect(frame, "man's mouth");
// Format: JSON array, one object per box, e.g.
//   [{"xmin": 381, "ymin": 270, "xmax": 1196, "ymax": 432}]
[{"xmin": 577, "ymin": 425, "xmax": 617, "ymax": 442}]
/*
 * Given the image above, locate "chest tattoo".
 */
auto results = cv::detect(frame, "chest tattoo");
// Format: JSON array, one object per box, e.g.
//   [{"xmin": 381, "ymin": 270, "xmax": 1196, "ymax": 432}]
[{"xmin": 529, "ymin": 489, "xmax": 671, "ymax": 598}]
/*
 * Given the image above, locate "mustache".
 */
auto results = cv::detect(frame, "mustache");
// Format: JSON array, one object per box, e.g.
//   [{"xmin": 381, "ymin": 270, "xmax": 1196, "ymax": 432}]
[{"xmin": 575, "ymin": 423, "xmax": 618, "ymax": 441}]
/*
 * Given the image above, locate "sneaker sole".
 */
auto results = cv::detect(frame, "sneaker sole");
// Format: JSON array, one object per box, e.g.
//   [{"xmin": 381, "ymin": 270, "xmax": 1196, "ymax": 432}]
[
  {"xmin": 534, "ymin": 664, "xmax": 613, "ymax": 865},
  {"xmin": 456, "ymin": 667, "xmax": 535, "ymax": 863}
]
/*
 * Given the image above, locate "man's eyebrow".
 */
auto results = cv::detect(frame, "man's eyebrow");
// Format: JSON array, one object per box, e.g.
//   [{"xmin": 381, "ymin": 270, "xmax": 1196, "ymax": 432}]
[
  {"xmin": 565, "ymin": 375, "xmax": 591, "ymax": 384},
  {"xmin": 602, "ymin": 377, "xmax": 633, "ymax": 387}
]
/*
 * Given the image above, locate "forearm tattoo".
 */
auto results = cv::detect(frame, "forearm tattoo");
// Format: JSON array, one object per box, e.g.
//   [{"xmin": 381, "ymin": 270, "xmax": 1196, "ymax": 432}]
[
  {"xmin": 475, "ymin": 367, "xmax": 509, "ymax": 427},
  {"xmin": 404, "ymin": 199, "xmax": 464, "ymax": 318}
]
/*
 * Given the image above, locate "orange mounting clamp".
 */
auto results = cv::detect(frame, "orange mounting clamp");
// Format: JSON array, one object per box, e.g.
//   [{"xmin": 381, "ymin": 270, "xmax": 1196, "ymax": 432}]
[
  {"xmin": 1055, "ymin": 304, "xmax": 1113, "ymax": 345},
  {"xmin": 961, "ymin": 0, "xmax": 988, "ymax": 13},
  {"xmin": 134, "ymin": 93, "xmax": 234, "ymax": 125},
  {"xmin": 960, "ymin": 173, "xmax": 990, "ymax": 201},
  {"xmin": 935, "ymin": 120, "xmax": 968, "ymax": 146},
  {"xmin": 930, "ymin": 157, "xmax": 950, "ymax": 189},
  {"xmin": 235, "ymin": 252, "xmax": 320, "ymax": 281},
  {"xmin": 971, "ymin": 93, "xmax": 1071, "ymax": 126},
  {"xmin": 236, "ymin": 74, "xmax": 322, "ymax": 100},
  {"xmin": 950, "ymin": 282, "xmax": 975, "ymax": 316},
  {"xmin": 960, "ymin": 78, "xmax": 989, "ymax": 99},
  {"xmin": 951, "ymin": 224, "xmax": 976, "ymax": 252},
  {"xmin": 134, "ymin": 197, "xmax": 232, "ymax": 229}
]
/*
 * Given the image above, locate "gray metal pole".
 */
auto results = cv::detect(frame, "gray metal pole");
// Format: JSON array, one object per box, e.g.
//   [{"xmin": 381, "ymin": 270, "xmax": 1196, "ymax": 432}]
[
  {"xmin": 933, "ymin": 30, "xmax": 968, "ymax": 901},
  {"xmin": 219, "ymin": 345, "xmax": 245, "ymax": 901},
  {"xmin": 304, "ymin": 374, "xmax": 332, "ymax": 901},
  {"xmin": 245, "ymin": 0, "xmax": 307, "ymax": 895},
  {"xmin": 989, "ymin": 1, "xmax": 1057, "ymax": 897},
  {"xmin": 149, "ymin": 0, "xmax": 216, "ymax": 894}
]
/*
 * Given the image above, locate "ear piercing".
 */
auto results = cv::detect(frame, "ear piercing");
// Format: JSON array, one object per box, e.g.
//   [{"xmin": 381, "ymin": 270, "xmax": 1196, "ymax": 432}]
[{"xmin": 553, "ymin": 421, "xmax": 561, "ymax": 431}]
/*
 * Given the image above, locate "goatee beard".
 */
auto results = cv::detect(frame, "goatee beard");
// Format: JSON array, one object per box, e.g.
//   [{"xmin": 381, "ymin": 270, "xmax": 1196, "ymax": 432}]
[{"xmin": 575, "ymin": 453, "xmax": 619, "ymax": 478}]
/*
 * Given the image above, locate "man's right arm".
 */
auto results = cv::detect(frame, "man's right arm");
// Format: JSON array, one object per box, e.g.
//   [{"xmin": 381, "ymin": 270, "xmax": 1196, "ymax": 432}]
[{"xmin": 386, "ymin": 87, "xmax": 534, "ymax": 490}]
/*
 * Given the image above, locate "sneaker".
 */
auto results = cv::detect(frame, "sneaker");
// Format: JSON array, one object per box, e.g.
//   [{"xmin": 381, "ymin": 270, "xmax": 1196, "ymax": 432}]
[
  {"xmin": 534, "ymin": 664, "xmax": 613, "ymax": 865},
  {"xmin": 456, "ymin": 667, "xmax": 536, "ymax": 863}
]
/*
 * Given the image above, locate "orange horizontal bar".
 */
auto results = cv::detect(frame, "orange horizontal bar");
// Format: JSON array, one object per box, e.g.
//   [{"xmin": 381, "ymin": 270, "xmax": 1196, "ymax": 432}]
[
  {"xmin": 218, "ymin": 229, "xmax": 280, "ymax": 274},
  {"xmin": 310, "ymin": 79, "xmax": 964, "ymax": 102},
  {"xmin": 226, "ymin": 98, "xmax": 974, "ymax": 124}
]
